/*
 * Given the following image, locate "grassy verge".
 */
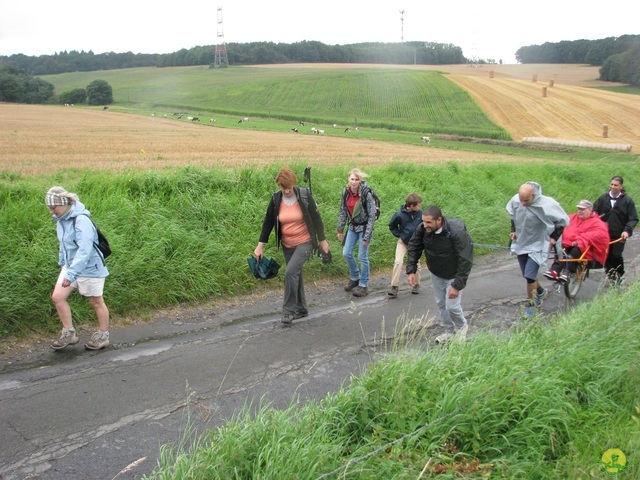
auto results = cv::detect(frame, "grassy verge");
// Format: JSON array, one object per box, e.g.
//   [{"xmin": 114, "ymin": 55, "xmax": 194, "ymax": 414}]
[
  {"xmin": 1, "ymin": 159, "xmax": 639, "ymax": 337},
  {"xmin": 143, "ymin": 283, "xmax": 640, "ymax": 479}
]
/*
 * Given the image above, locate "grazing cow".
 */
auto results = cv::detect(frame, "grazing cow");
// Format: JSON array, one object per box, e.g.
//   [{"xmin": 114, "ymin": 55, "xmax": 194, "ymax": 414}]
[
  {"xmin": 332, "ymin": 124, "xmax": 338, "ymax": 128},
  {"xmin": 344, "ymin": 127, "xmax": 351, "ymax": 133},
  {"xmin": 191, "ymin": 117, "xmax": 200, "ymax": 122},
  {"xmin": 103, "ymin": 106, "xmax": 109, "ymax": 110},
  {"xmin": 177, "ymin": 114, "xmax": 184, "ymax": 119},
  {"xmin": 243, "ymin": 117, "xmax": 249, "ymax": 122},
  {"xmin": 210, "ymin": 118, "xmax": 216, "ymax": 123},
  {"xmin": 355, "ymin": 127, "xmax": 359, "ymax": 131},
  {"xmin": 421, "ymin": 136, "xmax": 431, "ymax": 143},
  {"xmin": 318, "ymin": 129, "xmax": 325, "ymax": 135},
  {"xmin": 299, "ymin": 121, "xmax": 305, "ymax": 126},
  {"xmin": 187, "ymin": 116, "xmax": 194, "ymax": 121},
  {"xmin": 291, "ymin": 128, "xmax": 298, "ymax": 133},
  {"xmin": 311, "ymin": 127, "xmax": 317, "ymax": 134}
]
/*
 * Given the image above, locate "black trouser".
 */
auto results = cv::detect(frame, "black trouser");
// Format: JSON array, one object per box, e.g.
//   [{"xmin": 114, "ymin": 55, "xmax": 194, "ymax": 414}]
[
  {"xmin": 605, "ymin": 240, "xmax": 625, "ymax": 277},
  {"xmin": 551, "ymin": 246, "xmax": 581, "ymax": 274}
]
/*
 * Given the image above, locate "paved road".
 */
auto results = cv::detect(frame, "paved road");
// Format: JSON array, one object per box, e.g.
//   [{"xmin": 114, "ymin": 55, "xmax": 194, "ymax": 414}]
[{"xmin": 1, "ymin": 238, "xmax": 637, "ymax": 480}]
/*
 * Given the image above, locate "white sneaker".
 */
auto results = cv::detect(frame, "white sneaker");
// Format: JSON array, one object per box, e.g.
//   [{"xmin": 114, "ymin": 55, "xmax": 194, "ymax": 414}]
[
  {"xmin": 455, "ymin": 324, "xmax": 469, "ymax": 340},
  {"xmin": 85, "ymin": 331, "xmax": 110, "ymax": 350},
  {"xmin": 435, "ymin": 332, "xmax": 454, "ymax": 345},
  {"xmin": 51, "ymin": 329, "xmax": 79, "ymax": 350}
]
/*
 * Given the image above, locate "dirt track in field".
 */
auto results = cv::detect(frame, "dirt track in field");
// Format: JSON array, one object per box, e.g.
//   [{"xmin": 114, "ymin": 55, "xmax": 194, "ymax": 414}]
[{"xmin": 1, "ymin": 64, "xmax": 638, "ymax": 175}]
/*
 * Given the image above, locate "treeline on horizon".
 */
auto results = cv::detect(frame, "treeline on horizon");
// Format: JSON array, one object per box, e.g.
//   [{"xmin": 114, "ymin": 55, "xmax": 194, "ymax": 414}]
[
  {"xmin": 1, "ymin": 35, "xmax": 638, "ymax": 77},
  {"xmin": 0, "ymin": 41, "xmax": 466, "ymax": 76},
  {"xmin": 1, "ymin": 35, "xmax": 640, "ymax": 103}
]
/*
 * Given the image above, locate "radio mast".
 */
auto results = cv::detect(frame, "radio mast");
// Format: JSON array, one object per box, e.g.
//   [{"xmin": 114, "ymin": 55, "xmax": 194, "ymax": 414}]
[{"xmin": 214, "ymin": 2, "xmax": 229, "ymax": 68}]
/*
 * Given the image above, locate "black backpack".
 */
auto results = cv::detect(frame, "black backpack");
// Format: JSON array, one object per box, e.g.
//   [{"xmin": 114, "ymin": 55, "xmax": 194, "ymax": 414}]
[{"xmin": 73, "ymin": 216, "xmax": 112, "ymax": 260}]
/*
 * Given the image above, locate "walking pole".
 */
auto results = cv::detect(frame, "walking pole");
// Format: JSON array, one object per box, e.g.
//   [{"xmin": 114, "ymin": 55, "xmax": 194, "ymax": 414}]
[{"xmin": 303, "ymin": 166, "xmax": 312, "ymax": 195}]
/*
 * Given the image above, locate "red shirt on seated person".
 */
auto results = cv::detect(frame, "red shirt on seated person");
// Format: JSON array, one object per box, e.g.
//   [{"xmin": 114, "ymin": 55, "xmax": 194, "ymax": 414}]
[{"xmin": 562, "ymin": 199, "xmax": 610, "ymax": 266}]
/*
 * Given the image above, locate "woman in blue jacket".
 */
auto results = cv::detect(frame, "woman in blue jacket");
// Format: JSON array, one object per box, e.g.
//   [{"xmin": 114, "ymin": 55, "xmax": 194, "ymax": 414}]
[{"xmin": 46, "ymin": 186, "xmax": 110, "ymax": 350}]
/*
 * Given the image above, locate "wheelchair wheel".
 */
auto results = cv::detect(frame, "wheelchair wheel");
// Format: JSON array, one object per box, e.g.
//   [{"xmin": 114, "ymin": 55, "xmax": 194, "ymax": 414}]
[{"xmin": 564, "ymin": 263, "xmax": 586, "ymax": 299}]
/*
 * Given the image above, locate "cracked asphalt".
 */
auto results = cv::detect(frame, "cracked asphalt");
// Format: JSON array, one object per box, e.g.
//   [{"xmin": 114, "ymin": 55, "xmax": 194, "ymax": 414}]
[{"xmin": 1, "ymin": 238, "xmax": 637, "ymax": 480}]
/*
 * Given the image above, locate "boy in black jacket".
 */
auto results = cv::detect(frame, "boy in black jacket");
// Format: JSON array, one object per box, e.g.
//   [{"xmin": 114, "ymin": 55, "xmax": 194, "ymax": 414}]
[{"xmin": 387, "ymin": 193, "xmax": 422, "ymax": 297}]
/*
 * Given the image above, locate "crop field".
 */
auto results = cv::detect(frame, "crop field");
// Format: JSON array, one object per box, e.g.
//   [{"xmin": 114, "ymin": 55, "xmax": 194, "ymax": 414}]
[
  {"xmin": 3, "ymin": 63, "xmax": 639, "ymax": 176},
  {"xmin": 449, "ymin": 73, "xmax": 640, "ymax": 147},
  {"xmin": 43, "ymin": 66, "xmax": 507, "ymax": 138},
  {"xmin": 0, "ymin": 104, "xmax": 532, "ymax": 176}
]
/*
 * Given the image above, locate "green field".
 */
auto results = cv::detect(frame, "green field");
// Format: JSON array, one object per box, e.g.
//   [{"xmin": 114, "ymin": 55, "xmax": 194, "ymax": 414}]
[{"xmin": 43, "ymin": 66, "xmax": 509, "ymax": 139}]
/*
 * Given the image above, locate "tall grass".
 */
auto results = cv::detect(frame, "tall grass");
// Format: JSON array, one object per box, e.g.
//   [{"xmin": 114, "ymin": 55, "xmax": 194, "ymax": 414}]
[
  {"xmin": 1, "ymin": 159, "xmax": 639, "ymax": 337},
  {"xmin": 42, "ymin": 66, "xmax": 508, "ymax": 139},
  {"xmin": 143, "ymin": 283, "xmax": 640, "ymax": 479}
]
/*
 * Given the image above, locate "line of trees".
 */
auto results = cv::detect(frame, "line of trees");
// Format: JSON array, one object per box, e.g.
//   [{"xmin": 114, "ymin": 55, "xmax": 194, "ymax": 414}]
[
  {"xmin": 515, "ymin": 35, "xmax": 640, "ymax": 65},
  {"xmin": 515, "ymin": 35, "xmax": 640, "ymax": 86},
  {"xmin": 0, "ymin": 66, "xmax": 113, "ymax": 105},
  {"xmin": 167, "ymin": 41, "xmax": 467, "ymax": 68},
  {"xmin": 599, "ymin": 44, "xmax": 640, "ymax": 85},
  {"xmin": 0, "ymin": 41, "xmax": 468, "ymax": 77}
]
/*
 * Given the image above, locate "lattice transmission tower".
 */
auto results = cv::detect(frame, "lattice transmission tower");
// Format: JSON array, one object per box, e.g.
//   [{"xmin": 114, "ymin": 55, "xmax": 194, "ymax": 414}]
[{"xmin": 214, "ymin": 2, "xmax": 229, "ymax": 68}]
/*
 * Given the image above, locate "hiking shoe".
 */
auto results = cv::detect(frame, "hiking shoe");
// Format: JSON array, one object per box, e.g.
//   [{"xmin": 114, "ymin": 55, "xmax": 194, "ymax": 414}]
[
  {"xmin": 293, "ymin": 311, "xmax": 308, "ymax": 319},
  {"xmin": 344, "ymin": 279, "xmax": 359, "ymax": 292},
  {"xmin": 435, "ymin": 332, "xmax": 453, "ymax": 345},
  {"xmin": 352, "ymin": 286, "xmax": 369, "ymax": 297},
  {"xmin": 387, "ymin": 286, "xmax": 398, "ymax": 298},
  {"xmin": 51, "ymin": 329, "xmax": 79, "ymax": 350},
  {"xmin": 558, "ymin": 271, "xmax": 569, "ymax": 283},
  {"xmin": 455, "ymin": 324, "xmax": 468, "ymax": 340},
  {"xmin": 85, "ymin": 331, "xmax": 110, "ymax": 350},
  {"xmin": 524, "ymin": 306, "xmax": 536, "ymax": 318},
  {"xmin": 543, "ymin": 270, "xmax": 559, "ymax": 281},
  {"xmin": 534, "ymin": 287, "xmax": 548, "ymax": 307},
  {"xmin": 411, "ymin": 285, "xmax": 420, "ymax": 295},
  {"xmin": 281, "ymin": 315, "xmax": 293, "ymax": 325}
]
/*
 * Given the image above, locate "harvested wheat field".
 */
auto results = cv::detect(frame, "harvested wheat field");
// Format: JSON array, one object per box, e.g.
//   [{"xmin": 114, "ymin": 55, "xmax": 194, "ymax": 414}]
[
  {"xmin": 0, "ymin": 103, "xmax": 531, "ymax": 176},
  {"xmin": 422, "ymin": 63, "xmax": 639, "ymax": 150},
  {"xmin": 449, "ymin": 74, "xmax": 640, "ymax": 148}
]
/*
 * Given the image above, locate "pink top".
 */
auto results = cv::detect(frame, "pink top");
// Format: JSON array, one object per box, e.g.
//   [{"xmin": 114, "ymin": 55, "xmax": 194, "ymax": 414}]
[{"xmin": 279, "ymin": 201, "xmax": 311, "ymax": 248}]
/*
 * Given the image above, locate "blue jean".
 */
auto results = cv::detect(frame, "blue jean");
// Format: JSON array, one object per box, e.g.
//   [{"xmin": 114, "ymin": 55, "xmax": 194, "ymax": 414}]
[
  {"xmin": 431, "ymin": 273, "xmax": 467, "ymax": 332},
  {"xmin": 342, "ymin": 229, "xmax": 370, "ymax": 287}
]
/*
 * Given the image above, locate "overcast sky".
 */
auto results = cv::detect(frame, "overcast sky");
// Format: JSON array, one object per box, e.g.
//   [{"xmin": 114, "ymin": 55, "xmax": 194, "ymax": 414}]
[{"xmin": 1, "ymin": 1, "xmax": 637, "ymax": 64}]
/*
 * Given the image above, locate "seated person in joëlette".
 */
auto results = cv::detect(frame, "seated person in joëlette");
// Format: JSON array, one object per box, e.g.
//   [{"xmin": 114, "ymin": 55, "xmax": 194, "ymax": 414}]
[{"xmin": 544, "ymin": 199, "xmax": 610, "ymax": 283}]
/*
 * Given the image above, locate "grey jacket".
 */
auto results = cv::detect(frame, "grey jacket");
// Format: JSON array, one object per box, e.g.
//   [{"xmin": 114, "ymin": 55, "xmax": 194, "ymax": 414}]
[
  {"xmin": 337, "ymin": 181, "xmax": 376, "ymax": 243},
  {"xmin": 506, "ymin": 181, "xmax": 569, "ymax": 266}
]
